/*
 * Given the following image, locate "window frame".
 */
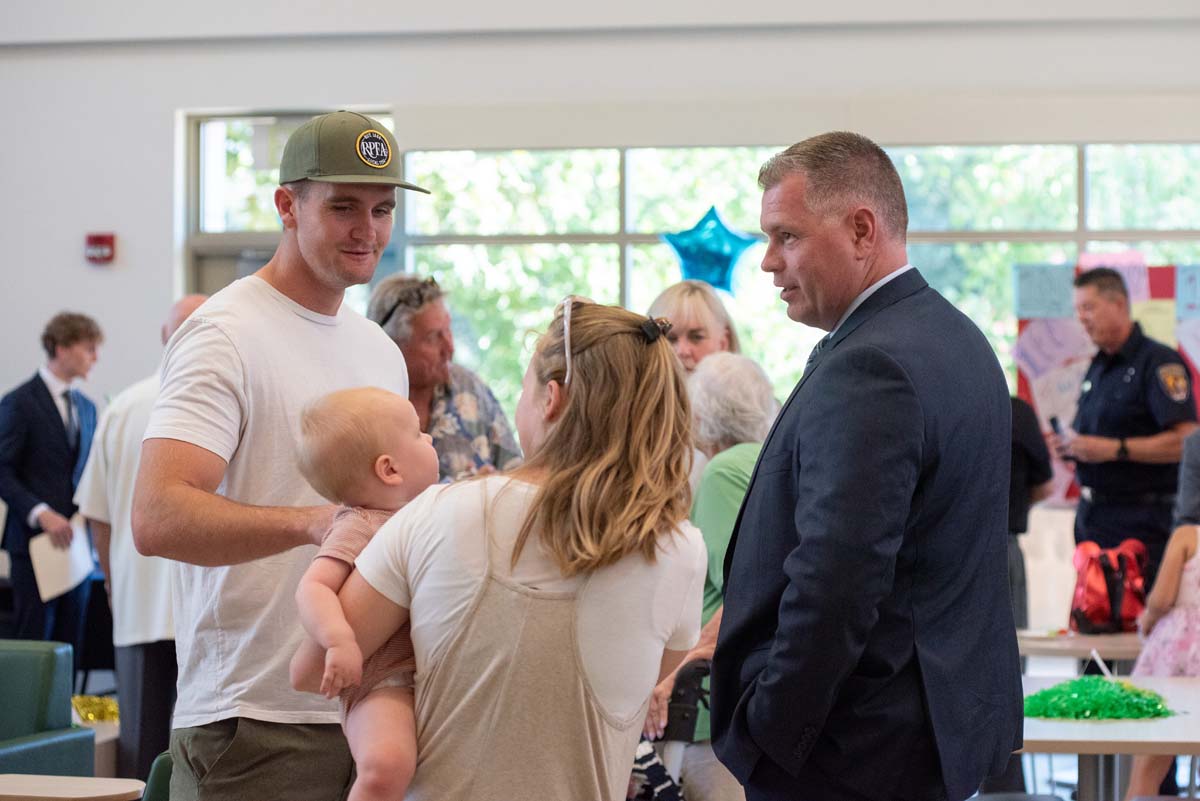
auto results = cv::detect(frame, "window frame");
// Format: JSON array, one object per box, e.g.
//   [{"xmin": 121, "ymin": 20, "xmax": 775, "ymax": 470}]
[{"xmin": 186, "ymin": 123, "xmax": 1200, "ymax": 305}]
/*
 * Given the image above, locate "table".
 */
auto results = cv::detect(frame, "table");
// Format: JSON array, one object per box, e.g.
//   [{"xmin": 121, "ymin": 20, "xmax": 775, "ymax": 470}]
[
  {"xmin": 1022, "ymin": 675, "xmax": 1200, "ymax": 801},
  {"xmin": 0, "ymin": 774, "xmax": 144, "ymax": 801},
  {"xmin": 1017, "ymin": 629, "xmax": 1143, "ymax": 662}
]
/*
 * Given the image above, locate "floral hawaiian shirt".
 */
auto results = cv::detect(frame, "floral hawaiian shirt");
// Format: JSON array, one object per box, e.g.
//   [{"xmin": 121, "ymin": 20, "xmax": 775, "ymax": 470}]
[{"xmin": 429, "ymin": 363, "xmax": 523, "ymax": 481}]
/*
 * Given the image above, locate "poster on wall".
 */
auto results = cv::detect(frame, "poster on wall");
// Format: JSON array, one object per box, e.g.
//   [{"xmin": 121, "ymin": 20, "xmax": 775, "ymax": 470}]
[{"xmin": 1015, "ymin": 256, "xmax": 1200, "ymax": 505}]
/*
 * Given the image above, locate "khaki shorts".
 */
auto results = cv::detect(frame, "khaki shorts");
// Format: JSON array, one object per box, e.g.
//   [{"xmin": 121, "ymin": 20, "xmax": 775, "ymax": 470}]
[{"xmin": 170, "ymin": 717, "xmax": 353, "ymax": 801}]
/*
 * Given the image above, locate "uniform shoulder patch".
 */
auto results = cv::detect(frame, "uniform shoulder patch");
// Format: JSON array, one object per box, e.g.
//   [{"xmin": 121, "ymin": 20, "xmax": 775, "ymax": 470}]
[{"xmin": 1157, "ymin": 363, "xmax": 1190, "ymax": 403}]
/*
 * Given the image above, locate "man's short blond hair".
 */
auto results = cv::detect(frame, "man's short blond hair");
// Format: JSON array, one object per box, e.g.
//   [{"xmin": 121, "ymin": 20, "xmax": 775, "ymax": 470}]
[
  {"xmin": 297, "ymin": 387, "xmax": 398, "ymax": 504},
  {"xmin": 758, "ymin": 131, "xmax": 908, "ymax": 242}
]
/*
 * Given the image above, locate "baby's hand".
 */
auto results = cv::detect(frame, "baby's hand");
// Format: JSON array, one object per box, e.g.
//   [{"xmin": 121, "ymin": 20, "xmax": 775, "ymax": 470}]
[{"xmin": 321, "ymin": 641, "xmax": 363, "ymax": 699}]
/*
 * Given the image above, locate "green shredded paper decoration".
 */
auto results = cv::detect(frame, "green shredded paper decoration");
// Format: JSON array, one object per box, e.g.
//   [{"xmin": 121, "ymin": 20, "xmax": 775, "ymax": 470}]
[{"xmin": 1024, "ymin": 676, "xmax": 1172, "ymax": 720}]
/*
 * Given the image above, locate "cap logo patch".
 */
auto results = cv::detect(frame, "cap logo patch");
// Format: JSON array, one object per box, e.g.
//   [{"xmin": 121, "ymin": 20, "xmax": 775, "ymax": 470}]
[
  {"xmin": 356, "ymin": 130, "xmax": 392, "ymax": 169},
  {"xmin": 1157, "ymin": 363, "xmax": 1191, "ymax": 403}
]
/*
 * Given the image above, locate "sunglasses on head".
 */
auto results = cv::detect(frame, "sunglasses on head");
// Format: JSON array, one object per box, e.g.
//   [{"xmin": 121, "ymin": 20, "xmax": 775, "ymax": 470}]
[{"xmin": 378, "ymin": 277, "xmax": 441, "ymax": 331}]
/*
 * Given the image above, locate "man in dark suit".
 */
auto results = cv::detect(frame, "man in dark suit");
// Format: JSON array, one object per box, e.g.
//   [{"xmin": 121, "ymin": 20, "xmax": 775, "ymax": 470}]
[
  {"xmin": 711, "ymin": 133, "xmax": 1021, "ymax": 801},
  {"xmin": 0, "ymin": 312, "xmax": 102, "ymax": 664}
]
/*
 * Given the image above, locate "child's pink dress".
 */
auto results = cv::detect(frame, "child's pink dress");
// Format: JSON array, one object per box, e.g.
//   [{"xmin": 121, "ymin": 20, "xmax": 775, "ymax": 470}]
[{"xmin": 1133, "ymin": 542, "xmax": 1200, "ymax": 677}]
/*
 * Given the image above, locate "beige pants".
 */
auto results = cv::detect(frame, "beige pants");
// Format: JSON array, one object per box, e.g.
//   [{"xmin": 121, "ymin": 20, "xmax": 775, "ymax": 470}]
[
  {"xmin": 680, "ymin": 741, "xmax": 746, "ymax": 801},
  {"xmin": 170, "ymin": 717, "xmax": 353, "ymax": 801}
]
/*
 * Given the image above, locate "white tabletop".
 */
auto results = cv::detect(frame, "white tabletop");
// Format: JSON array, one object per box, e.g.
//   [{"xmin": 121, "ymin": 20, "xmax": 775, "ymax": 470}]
[
  {"xmin": 1017, "ymin": 630, "xmax": 1142, "ymax": 661},
  {"xmin": 0, "ymin": 774, "xmax": 144, "ymax": 801},
  {"xmin": 1022, "ymin": 675, "xmax": 1200, "ymax": 755}
]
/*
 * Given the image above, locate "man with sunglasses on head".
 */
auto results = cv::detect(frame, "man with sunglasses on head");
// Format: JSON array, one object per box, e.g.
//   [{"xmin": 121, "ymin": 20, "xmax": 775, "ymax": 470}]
[
  {"xmin": 368, "ymin": 274, "xmax": 521, "ymax": 482},
  {"xmin": 132, "ymin": 111, "xmax": 428, "ymax": 801}
]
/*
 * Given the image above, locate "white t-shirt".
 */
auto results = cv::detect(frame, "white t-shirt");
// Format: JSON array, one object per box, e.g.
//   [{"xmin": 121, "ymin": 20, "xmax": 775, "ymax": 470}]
[
  {"xmin": 75, "ymin": 375, "xmax": 172, "ymax": 648},
  {"xmin": 143, "ymin": 276, "xmax": 408, "ymax": 728},
  {"xmin": 355, "ymin": 475, "xmax": 707, "ymax": 720}
]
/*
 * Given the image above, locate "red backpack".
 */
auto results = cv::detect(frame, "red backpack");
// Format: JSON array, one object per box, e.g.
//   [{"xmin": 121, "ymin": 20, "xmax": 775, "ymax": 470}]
[{"xmin": 1069, "ymin": 539, "xmax": 1148, "ymax": 634}]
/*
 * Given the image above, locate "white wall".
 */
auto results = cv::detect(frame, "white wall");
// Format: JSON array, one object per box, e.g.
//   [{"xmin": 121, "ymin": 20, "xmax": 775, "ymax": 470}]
[{"xmin": 3, "ymin": 9, "xmax": 1200, "ymax": 403}]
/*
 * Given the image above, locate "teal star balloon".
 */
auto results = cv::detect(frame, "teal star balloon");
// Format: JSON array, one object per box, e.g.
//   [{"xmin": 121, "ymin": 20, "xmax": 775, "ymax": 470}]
[{"xmin": 661, "ymin": 206, "xmax": 759, "ymax": 293}]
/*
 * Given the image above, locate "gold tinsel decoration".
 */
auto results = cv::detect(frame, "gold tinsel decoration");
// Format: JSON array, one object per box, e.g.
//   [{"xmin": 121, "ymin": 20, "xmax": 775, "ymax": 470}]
[{"xmin": 72, "ymin": 694, "xmax": 120, "ymax": 723}]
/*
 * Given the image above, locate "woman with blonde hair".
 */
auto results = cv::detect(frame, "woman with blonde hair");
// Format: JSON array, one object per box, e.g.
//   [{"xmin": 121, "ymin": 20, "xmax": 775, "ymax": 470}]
[
  {"xmin": 647, "ymin": 280, "xmax": 741, "ymax": 373},
  {"xmin": 649, "ymin": 280, "xmax": 743, "ymax": 489},
  {"xmin": 311, "ymin": 299, "xmax": 707, "ymax": 800}
]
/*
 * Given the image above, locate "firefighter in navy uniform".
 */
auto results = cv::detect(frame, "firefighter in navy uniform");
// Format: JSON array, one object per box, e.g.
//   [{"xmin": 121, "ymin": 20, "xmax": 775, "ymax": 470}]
[{"xmin": 1057, "ymin": 268, "xmax": 1197, "ymax": 590}]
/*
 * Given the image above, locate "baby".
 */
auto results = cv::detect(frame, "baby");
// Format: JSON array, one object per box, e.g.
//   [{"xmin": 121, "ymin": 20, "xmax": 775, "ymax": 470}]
[{"xmin": 289, "ymin": 387, "xmax": 439, "ymax": 801}]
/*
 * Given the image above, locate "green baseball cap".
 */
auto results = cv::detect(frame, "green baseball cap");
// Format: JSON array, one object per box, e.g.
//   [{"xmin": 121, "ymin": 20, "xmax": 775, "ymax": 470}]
[{"xmin": 279, "ymin": 110, "xmax": 430, "ymax": 193}]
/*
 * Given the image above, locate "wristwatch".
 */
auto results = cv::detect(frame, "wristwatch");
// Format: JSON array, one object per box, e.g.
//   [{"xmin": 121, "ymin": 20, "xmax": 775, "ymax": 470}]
[{"xmin": 1116, "ymin": 437, "xmax": 1130, "ymax": 461}]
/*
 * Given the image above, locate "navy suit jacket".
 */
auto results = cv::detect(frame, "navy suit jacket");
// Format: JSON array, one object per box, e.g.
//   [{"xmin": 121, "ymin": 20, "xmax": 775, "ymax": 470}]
[
  {"xmin": 0, "ymin": 373, "xmax": 97, "ymax": 555},
  {"xmin": 711, "ymin": 270, "xmax": 1022, "ymax": 801}
]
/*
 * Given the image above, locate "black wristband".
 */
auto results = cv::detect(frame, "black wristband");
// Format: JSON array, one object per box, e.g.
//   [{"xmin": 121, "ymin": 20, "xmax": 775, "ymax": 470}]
[{"xmin": 1116, "ymin": 438, "xmax": 1129, "ymax": 461}]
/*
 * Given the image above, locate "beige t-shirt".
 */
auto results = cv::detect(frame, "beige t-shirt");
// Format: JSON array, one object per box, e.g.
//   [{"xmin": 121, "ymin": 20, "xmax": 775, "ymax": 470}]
[
  {"xmin": 144, "ymin": 276, "xmax": 408, "ymax": 728},
  {"xmin": 355, "ymin": 476, "xmax": 707, "ymax": 721}
]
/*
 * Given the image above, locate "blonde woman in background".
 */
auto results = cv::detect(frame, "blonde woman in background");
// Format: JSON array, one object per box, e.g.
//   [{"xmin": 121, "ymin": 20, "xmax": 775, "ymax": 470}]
[
  {"xmin": 315, "ymin": 300, "xmax": 707, "ymax": 801},
  {"xmin": 648, "ymin": 280, "xmax": 741, "ymax": 372},
  {"xmin": 648, "ymin": 280, "xmax": 742, "ymax": 490}
]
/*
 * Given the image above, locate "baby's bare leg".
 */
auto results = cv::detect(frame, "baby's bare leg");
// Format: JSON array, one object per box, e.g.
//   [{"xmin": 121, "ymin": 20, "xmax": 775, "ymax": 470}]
[{"xmin": 345, "ymin": 686, "xmax": 417, "ymax": 801}]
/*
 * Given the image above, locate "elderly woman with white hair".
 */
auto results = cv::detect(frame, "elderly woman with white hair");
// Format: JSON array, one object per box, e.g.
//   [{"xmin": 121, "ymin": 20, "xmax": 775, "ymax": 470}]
[
  {"xmin": 368, "ymin": 275, "xmax": 522, "ymax": 481},
  {"xmin": 643, "ymin": 351, "xmax": 778, "ymax": 801}
]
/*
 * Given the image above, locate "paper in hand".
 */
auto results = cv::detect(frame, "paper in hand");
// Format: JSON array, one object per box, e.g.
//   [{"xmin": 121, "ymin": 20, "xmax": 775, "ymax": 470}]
[{"xmin": 28, "ymin": 515, "xmax": 94, "ymax": 602}]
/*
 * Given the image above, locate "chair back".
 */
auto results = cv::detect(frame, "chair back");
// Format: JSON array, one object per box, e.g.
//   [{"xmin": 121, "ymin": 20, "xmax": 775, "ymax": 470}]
[
  {"xmin": 143, "ymin": 750, "xmax": 172, "ymax": 801},
  {"xmin": 0, "ymin": 639, "xmax": 74, "ymax": 739}
]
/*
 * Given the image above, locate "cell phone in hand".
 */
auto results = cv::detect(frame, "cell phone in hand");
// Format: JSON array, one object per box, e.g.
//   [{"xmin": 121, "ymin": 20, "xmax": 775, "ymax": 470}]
[{"xmin": 1048, "ymin": 416, "xmax": 1075, "ymax": 461}]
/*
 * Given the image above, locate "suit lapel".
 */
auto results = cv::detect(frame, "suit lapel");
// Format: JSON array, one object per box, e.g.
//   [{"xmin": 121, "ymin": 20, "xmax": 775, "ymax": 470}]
[
  {"xmin": 825, "ymin": 269, "xmax": 928, "ymax": 355},
  {"xmin": 752, "ymin": 272, "xmax": 928, "ymax": 459},
  {"xmin": 31, "ymin": 373, "xmax": 72, "ymax": 449}
]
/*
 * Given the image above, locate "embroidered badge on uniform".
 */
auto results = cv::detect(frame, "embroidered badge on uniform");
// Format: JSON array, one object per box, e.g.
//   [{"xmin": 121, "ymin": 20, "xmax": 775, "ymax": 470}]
[
  {"xmin": 1157, "ymin": 363, "xmax": 1190, "ymax": 403},
  {"xmin": 355, "ymin": 130, "xmax": 391, "ymax": 169}
]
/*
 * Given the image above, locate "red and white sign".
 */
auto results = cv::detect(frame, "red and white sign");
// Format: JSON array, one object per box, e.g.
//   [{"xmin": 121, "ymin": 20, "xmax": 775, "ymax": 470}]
[{"xmin": 85, "ymin": 233, "xmax": 115, "ymax": 264}]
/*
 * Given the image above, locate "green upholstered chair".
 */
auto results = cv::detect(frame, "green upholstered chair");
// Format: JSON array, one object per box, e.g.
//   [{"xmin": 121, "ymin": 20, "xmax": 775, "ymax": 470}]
[
  {"xmin": 142, "ymin": 751, "xmax": 172, "ymax": 801},
  {"xmin": 0, "ymin": 639, "xmax": 95, "ymax": 776}
]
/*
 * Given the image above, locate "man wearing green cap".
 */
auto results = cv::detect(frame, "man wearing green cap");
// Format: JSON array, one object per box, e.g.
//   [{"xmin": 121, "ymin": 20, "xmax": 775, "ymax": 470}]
[{"xmin": 132, "ymin": 111, "xmax": 429, "ymax": 801}]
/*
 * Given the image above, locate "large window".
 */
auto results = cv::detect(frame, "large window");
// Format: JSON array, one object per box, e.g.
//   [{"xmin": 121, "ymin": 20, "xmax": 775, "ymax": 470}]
[{"xmin": 190, "ymin": 124, "xmax": 1200, "ymax": 416}]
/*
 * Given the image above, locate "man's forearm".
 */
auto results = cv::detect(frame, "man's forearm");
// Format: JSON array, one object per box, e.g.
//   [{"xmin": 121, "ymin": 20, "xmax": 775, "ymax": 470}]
[
  {"xmin": 689, "ymin": 606, "xmax": 723, "ymax": 662},
  {"xmin": 90, "ymin": 519, "xmax": 112, "ymax": 584},
  {"xmin": 1129, "ymin": 425, "xmax": 1195, "ymax": 464},
  {"xmin": 134, "ymin": 482, "xmax": 328, "ymax": 566}
]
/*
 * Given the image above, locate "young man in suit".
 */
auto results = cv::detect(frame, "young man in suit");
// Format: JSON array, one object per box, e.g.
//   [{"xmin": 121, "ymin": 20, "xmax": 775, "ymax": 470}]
[
  {"xmin": 711, "ymin": 133, "xmax": 1022, "ymax": 801},
  {"xmin": 0, "ymin": 312, "xmax": 102, "ymax": 664}
]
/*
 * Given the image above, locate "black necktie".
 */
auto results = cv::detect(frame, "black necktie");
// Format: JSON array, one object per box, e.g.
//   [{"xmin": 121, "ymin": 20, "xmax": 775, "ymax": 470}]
[
  {"xmin": 805, "ymin": 334, "xmax": 832, "ymax": 372},
  {"xmin": 62, "ymin": 390, "xmax": 78, "ymax": 446}
]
